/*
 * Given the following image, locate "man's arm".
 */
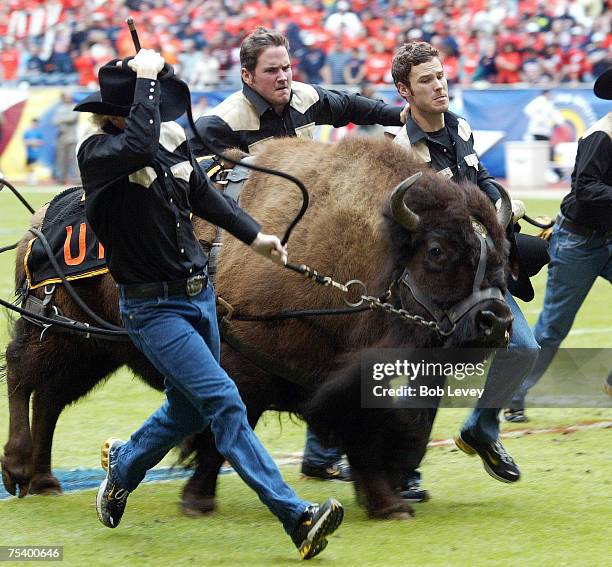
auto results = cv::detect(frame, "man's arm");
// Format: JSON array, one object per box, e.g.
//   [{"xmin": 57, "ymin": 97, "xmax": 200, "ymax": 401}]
[
  {"xmin": 475, "ymin": 157, "xmax": 502, "ymax": 204},
  {"xmin": 188, "ymin": 152, "xmax": 261, "ymax": 245},
  {"xmin": 573, "ymin": 131, "xmax": 612, "ymax": 203},
  {"xmin": 477, "ymin": 154, "xmax": 526, "ymax": 220},
  {"xmin": 78, "ymin": 50, "xmax": 166, "ymax": 184},
  {"xmin": 189, "ymin": 154, "xmax": 287, "ymax": 265},
  {"xmin": 312, "ymin": 85, "xmax": 403, "ymax": 127},
  {"xmin": 77, "ymin": 78, "xmax": 161, "ymax": 183},
  {"xmin": 191, "ymin": 114, "xmax": 242, "ymax": 156}
]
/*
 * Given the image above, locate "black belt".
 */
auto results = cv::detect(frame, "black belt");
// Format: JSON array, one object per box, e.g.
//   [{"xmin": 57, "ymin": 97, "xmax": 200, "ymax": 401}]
[
  {"xmin": 557, "ymin": 215, "xmax": 612, "ymax": 239},
  {"xmin": 121, "ymin": 271, "xmax": 208, "ymax": 300}
]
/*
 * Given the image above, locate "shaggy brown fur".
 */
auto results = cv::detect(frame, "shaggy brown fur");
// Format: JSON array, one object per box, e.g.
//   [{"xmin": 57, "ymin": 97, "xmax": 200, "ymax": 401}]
[
  {"xmin": 216, "ymin": 136, "xmax": 509, "ymax": 373},
  {"xmin": 2, "ymin": 135, "xmax": 511, "ymax": 520}
]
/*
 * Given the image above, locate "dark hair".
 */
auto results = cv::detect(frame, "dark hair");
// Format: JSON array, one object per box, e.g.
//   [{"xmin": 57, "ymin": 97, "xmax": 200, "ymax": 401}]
[
  {"xmin": 240, "ymin": 28, "xmax": 290, "ymax": 72},
  {"xmin": 391, "ymin": 41, "xmax": 439, "ymax": 87}
]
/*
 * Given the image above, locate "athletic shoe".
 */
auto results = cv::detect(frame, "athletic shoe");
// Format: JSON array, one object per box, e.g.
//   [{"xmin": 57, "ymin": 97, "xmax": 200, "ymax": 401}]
[
  {"xmin": 455, "ymin": 430, "xmax": 521, "ymax": 483},
  {"xmin": 504, "ymin": 408, "xmax": 529, "ymax": 423},
  {"xmin": 291, "ymin": 499, "xmax": 344, "ymax": 560},
  {"xmin": 301, "ymin": 460, "xmax": 352, "ymax": 482},
  {"xmin": 96, "ymin": 437, "xmax": 129, "ymax": 528},
  {"xmin": 399, "ymin": 479, "xmax": 430, "ymax": 503}
]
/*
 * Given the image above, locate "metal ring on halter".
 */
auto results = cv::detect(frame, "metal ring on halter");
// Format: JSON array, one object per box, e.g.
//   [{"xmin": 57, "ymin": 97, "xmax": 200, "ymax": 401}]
[{"xmin": 343, "ymin": 279, "xmax": 368, "ymax": 308}]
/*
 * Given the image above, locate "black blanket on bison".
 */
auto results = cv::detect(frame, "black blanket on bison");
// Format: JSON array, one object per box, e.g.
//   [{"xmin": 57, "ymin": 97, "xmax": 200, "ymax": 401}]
[{"xmin": 24, "ymin": 187, "xmax": 108, "ymax": 289}]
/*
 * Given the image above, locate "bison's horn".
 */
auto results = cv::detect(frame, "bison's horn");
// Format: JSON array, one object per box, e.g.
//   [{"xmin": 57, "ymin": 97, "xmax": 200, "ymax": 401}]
[
  {"xmin": 390, "ymin": 172, "xmax": 421, "ymax": 231},
  {"xmin": 490, "ymin": 179, "xmax": 512, "ymax": 228}
]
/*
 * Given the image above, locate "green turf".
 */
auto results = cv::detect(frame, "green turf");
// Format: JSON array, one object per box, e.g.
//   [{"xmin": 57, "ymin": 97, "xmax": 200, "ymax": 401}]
[
  {"xmin": 1, "ymin": 188, "xmax": 611, "ymax": 565},
  {"xmin": 1, "ymin": 430, "xmax": 610, "ymax": 566}
]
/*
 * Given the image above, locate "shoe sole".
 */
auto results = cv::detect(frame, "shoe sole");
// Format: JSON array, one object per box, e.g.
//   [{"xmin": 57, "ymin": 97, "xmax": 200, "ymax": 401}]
[
  {"xmin": 96, "ymin": 438, "xmax": 123, "ymax": 528},
  {"xmin": 503, "ymin": 411, "xmax": 528, "ymax": 423},
  {"xmin": 454, "ymin": 435, "xmax": 519, "ymax": 484},
  {"xmin": 454, "ymin": 435, "xmax": 476, "ymax": 455},
  {"xmin": 504, "ymin": 416, "xmax": 528, "ymax": 423},
  {"xmin": 299, "ymin": 499, "xmax": 344, "ymax": 560},
  {"xmin": 101, "ymin": 437, "xmax": 122, "ymax": 471},
  {"xmin": 96, "ymin": 475, "xmax": 113, "ymax": 527},
  {"xmin": 481, "ymin": 460, "xmax": 517, "ymax": 483}
]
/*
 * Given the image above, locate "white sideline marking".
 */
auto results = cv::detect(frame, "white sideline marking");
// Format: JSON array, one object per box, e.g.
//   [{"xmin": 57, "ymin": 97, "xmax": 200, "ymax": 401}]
[
  {"xmin": 265, "ymin": 421, "xmax": 612, "ymax": 461},
  {"xmin": 2, "ymin": 422, "xmax": 610, "ymax": 498},
  {"xmin": 567, "ymin": 328, "xmax": 612, "ymax": 337},
  {"xmin": 428, "ymin": 420, "xmax": 612, "ymax": 447}
]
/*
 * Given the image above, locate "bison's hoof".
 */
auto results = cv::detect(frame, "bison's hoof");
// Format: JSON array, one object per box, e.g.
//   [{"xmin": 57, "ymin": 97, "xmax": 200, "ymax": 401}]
[
  {"xmin": 29, "ymin": 474, "xmax": 62, "ymax": 496},
  {"xmin": 181, "ymin": 494, "xmax": 216, "ymax": 517},
  {"xmin": 1, "ymin": 462, "xmax": 31, "ymax": 498},
  {"xmin": 369, "ymin": 500, "xmax": 415, "ymax": 520},
  {"xmin": 387, "ymin": 510, "xmax": 413, "ymax": 520}
]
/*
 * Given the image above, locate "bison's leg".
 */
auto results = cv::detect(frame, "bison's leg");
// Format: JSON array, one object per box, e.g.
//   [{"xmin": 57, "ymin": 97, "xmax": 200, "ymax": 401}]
[
  {"xmin": 180, "ymin": 429, "xmax": 222, "ymax": 516},
  {"xmin": 383, "ymin": 407, "xmax": 438, "ymax": 495},
  {"xmin": 352, "ymin": 470, "xmax": 413, "ymax": 520},
  {"xmin": 26, "ymin": 349, "xmax": 122, "ymax": 495},
  {"xmin": 344, "ymin": 429, "xmax": 414, "ymax": 520},
  {"xmin": 353, "ymin": 408, "xmax": 437, "ymax": 518},
  {"xmin": 1, "ymin": 332, "xmax": 36, "ymax": 497},
  {"xmin": 180, "ymin": 345, "xmax": 285, "ymax": 517},
  {"xmin": 305, "ymin": 356, "xmax": 416, "ymax": 520},
  {"xmin": 27, "ymin": 389, "xmax": 67, "ymax": 496},
  {"xmin": 180, "ymin": 397, "xmax": 267, "ymax": 517}
]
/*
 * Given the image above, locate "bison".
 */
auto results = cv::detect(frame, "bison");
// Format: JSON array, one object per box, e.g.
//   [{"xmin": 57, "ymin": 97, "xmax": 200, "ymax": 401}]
[{"xmin": 2, "ymin": 135, "xmax": 513, "ymax": 519}]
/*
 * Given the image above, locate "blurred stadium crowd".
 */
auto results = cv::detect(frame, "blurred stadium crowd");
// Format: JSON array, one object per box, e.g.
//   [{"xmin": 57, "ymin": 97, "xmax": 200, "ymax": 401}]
[{"xmin": 1, "ymin": 0, "xmax": 610, "ymax": 89}]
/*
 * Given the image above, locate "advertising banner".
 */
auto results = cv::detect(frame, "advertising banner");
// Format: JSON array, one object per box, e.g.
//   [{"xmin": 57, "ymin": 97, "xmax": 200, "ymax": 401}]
[{"xmin": 1, "ymin": 86, "xmax": 609, "ymax": 182}]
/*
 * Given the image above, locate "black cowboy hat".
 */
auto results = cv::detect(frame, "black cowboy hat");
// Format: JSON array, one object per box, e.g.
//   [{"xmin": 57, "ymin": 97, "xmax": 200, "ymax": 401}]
[
  {"xmin": 74, "ymin": 58, "xmax": 190, "ymax": 121},
  {"xmin": 593, "ymin": 66, "xmax": 612, "ymax": 100},
  {"xmin": 507, "ymin": 231, "xmax": 550, "ymax": 302}
]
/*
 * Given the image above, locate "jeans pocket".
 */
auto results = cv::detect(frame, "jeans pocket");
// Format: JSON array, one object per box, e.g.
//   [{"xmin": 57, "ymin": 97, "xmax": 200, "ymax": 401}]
[
  {"xmin": 119, "ymin": 297, "xmax": 159, "ymax": 323},
  {"xmin": 555, "ymin": 227, "xmax": 590, "ymax": 251}
]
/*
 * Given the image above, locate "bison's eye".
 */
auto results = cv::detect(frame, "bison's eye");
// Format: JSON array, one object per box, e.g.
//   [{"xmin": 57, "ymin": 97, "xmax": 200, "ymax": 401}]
[{"xmin": 428, "ymin": 246, "xmax": 442, "ymax": 258}]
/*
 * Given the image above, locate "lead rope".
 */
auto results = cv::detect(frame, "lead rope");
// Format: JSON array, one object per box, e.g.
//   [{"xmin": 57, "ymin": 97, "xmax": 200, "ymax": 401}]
[
  {"xmin": 222, "ymin": 272, "xmax": 450, "ymax": 335},
  {"xmin": 359, "ymin": 293, "xmax": 454, "ymax": 336}
]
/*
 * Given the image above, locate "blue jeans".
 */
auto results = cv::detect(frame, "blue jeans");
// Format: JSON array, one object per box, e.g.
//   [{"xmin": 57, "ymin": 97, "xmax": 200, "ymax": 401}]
[
  {"xmin": 303, "ymin": 428, "xmax": 342, "ymax": 468},
  {"xmin": 462, "ymin": 292, "xmax": 540, "ymax": 442},
  {"xmin": 113, "ymin": 282, "xmax": 308, "ymax": 534},
  {"xmin": 510, "ymin": 221, "xmax": 612, "ymax": 407}
]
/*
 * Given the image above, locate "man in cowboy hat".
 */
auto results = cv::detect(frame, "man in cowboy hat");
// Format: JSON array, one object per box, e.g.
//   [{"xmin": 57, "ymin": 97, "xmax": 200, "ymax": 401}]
[
  {"xmin": 75, "ymin": 48, "xmax": 343, "ymax": 560},
  {"xmin": 506, "ymin": 67, "xmax": 612, "ymax": 416},
  {"xmin": 386, "ymin": 41, "xmax": 545, "ymax": 499}
]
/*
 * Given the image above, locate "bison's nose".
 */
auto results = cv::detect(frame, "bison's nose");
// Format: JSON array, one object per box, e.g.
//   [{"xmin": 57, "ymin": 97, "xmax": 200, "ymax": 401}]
[{"xmin": 476, "ymin": 310, "xmax": 513, "ymax": 341}]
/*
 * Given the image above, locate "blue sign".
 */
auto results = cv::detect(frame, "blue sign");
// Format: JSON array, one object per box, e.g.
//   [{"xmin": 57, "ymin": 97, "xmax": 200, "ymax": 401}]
[{"xmin": 461, "ymin": 87, "xmax": 608, "ymax": 177}]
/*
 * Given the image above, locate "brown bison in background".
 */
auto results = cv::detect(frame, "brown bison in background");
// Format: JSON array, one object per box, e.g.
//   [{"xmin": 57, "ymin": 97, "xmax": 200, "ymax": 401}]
[{"xmin": 2, "ymin": 136, "xmax": 513, "ymax": 519}]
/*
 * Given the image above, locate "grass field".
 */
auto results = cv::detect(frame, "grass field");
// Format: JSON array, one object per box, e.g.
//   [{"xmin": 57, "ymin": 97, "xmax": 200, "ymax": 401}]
[{"xmin": 0, "ymin": 186, "xmax": 610, "ymax": 566}]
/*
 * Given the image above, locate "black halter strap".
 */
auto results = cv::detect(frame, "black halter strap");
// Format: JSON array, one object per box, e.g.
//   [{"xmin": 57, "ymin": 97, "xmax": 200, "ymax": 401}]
[{"xmin": 399, "ymin": 220, "xmax": 505, "ymax": 334}]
